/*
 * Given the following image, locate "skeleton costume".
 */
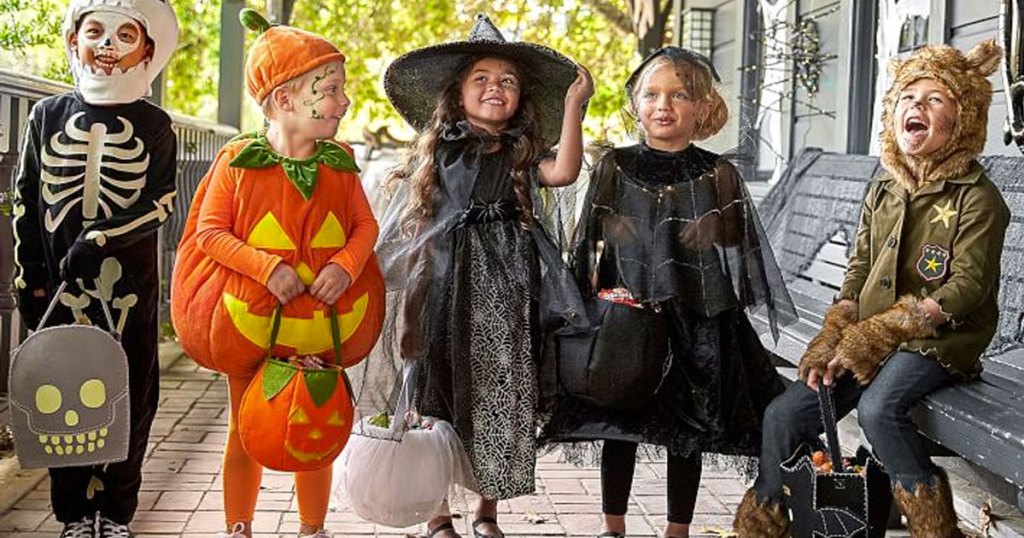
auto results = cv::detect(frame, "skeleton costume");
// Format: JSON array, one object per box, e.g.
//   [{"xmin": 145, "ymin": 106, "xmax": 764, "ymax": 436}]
[{"xmin": 11, "ymin": 0, "xmax": 178, "ymax": 533}]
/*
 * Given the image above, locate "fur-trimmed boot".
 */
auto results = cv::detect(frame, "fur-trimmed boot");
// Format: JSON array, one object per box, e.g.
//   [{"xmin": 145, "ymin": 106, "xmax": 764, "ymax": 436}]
[
  {"xmin": 836, "ymin": 295, "xmax": 937, "ymax": 384},
  {"xmin": 893, "ymin": 469, "xmax": 965, "ymax": 538},
  {"xmin": 732, "ymin": 488, "xmax": 789, "ymax": 538}
]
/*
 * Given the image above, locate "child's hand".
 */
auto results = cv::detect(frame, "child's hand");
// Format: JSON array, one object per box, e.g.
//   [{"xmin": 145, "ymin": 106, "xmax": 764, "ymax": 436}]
[
  {"xmin": 310, "ymin": 263, "xmax": 352, "ymax": 306},
  {"xmin": 565, "ymin": 65, "xmax": 594, "ymax": 105},
  {"xmin": 806, "ymin": 356, "xmax": 846, "ymax": 392},
  {"xmin": 267, "ymin": 263, "xmax": 305, "ymax": 304}
]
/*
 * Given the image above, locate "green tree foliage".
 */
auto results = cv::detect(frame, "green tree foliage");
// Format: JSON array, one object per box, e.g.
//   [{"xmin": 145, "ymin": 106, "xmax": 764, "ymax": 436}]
[
  {"xmin": 0, "ymin": 0, "xmax": 69, "ymax": 82},
  {"xmin": 1, "ymin": 0, "xmax": 654, "ymax": 139},
  {"xmin": 161, "ymin": 0, "xmax": 234, "ymax": 119},
  {"xmin": 290, "ymin": 0, "xmax": 638, "ymax": 140}
]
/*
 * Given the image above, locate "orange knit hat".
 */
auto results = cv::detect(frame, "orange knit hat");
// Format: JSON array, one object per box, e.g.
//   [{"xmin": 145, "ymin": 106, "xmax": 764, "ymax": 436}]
[{"xmin": 241, "ymin": 9, "xmax": 345, "ymax": 104}]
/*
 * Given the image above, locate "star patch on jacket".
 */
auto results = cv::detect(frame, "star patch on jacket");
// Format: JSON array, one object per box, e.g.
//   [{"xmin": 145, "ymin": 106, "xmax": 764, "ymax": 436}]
[
  {"xmin": 930, "ymin": 200, "xmax": 958, "ymax": 229},
  {"xmin": 917, "ymin": 244, "xmax": 950, "ymax": 281}
]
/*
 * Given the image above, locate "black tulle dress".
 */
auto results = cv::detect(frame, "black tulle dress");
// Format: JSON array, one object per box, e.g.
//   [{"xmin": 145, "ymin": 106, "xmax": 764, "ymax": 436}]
[
  {"xmin": 368, "ymin": 122, "xmax": 589, "ymax": 500},
  {"xmin": 541, "ymin": 143, "xmax": 795, "ymax": 467}
]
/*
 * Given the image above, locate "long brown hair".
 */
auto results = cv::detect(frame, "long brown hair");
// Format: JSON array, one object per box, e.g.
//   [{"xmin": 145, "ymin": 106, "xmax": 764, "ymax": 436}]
[{"xmin": 386, "ymin": 54, "xmax": 547, "ymax": 228}]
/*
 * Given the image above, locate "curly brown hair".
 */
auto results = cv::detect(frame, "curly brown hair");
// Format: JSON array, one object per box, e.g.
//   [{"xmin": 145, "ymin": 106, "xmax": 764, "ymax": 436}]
[
  {"xmin": 385, "ymin": 55, "xmax": 547, "ymax": 228},
  {"xmin": 626, "ymin": 55, "xmax": 728, "ymax": 141}
]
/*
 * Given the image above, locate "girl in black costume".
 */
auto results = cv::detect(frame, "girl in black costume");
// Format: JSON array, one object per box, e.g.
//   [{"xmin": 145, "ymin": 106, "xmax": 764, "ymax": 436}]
[
  {"xmin": 541, "ymin": 47, "xmax": 796, "ymax": 538},
  {"xmin": 373, "ymin": 15, "xmax": 592, "ymax": 538}
]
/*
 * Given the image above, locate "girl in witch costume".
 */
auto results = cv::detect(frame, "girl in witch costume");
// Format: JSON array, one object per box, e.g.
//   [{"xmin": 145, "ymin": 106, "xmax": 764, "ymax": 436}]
[
  {"xmin": 539, "ymin": 48, "xmax": 795, "ymax": 538},
  {"xmin": 733, "ymin": 40, "xmax": 1010, "ymax": 538},
  {"xmin": 12, "ymin": 0, "xmax": 178, "ymax": 536},
  {"xmin": 373, "ymin": 14, "xmax": 592, "ymax": 538},
  {"xmin": 170, "ymin": 11, "xmax": 381, "ymax": 538}
]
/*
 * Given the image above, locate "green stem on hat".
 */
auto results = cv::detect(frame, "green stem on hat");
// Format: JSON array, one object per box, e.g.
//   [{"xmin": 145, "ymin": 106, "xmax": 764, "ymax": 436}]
[{"xmin": 239, "ymin": 8, "xmax": 272, "ymax": 33}]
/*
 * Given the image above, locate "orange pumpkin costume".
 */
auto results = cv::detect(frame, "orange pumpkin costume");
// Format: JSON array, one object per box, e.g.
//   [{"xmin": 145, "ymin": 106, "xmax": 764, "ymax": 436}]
[
  {"xmin": 172, "ymin": 137, "xmax": 384, "ymax": 376},
  {"xmin": 169, "ymin": 10, "xmax": 382, "ymax": 531}
]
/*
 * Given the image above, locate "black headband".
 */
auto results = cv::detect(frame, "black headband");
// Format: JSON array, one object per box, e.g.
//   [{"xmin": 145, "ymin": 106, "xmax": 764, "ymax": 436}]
[{"xmin": 625, "ymin": 46, "xmax": 722, "ymax": 95}]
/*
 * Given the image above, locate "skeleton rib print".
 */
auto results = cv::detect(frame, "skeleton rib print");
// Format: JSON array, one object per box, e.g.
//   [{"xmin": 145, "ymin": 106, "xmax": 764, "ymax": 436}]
[{"xmin": 40, "ymin": 112, "xmax": 149, "ymax": 232}]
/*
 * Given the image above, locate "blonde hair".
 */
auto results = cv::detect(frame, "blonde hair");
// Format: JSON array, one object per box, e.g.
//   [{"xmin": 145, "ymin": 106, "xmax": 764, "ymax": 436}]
[
  {"xmin": 628, "ymin": 56, "xmax": 728, "ymax": 140},
  {"xmin": 260, "ymin": 77, "xmax": 304, "ymax": 119}
]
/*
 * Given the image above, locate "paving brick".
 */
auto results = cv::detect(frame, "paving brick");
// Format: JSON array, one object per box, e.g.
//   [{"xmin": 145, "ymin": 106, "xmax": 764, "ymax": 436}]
[
  {"xmin": 5, "ymin": 354, "xmax": 778, "ymax": 537},
  {"xmin": 131, "ymin": 518, "xmax": 188, "ymax": 533},
  {"xmin": 154, "ymin": 491, "xmax": 204, "ymax": 511},
  {"xmin": 0, "ymin": 510, "xmax": 50, "ymax": 531}
]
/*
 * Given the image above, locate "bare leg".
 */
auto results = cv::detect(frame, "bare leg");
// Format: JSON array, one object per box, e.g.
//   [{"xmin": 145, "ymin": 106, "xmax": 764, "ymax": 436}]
[
  {"xmin": 473, "ymin": 496, "xmax": 501, "ymax": 536},
  {"xmin": 663, "ymin": 521, "xmax": 689, "ymax": 537},
  {"xmin": 601, "ymin": 513, "xmax": 626, "ymax": 534}
]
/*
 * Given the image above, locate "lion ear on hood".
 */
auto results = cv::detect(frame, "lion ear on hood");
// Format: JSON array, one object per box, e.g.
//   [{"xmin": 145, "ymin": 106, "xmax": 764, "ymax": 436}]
[
  {"xmin": 965, "ymin": 38, "xmax": 1002, "ymax": 77},
  {"xmin": 887, "ymin": 56, "xmax": 906, "ymax": 79}
]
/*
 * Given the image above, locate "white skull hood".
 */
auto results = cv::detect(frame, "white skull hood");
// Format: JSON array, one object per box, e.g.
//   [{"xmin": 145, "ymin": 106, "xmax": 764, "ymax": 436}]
[{"xmin": 63, "ymin": 0, "xmax": 180, "ymax": 105}]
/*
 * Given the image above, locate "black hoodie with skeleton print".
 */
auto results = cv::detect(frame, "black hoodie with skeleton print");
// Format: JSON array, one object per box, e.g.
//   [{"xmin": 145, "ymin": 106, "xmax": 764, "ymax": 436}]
[{"xmin": 13, "ymin": 91, "xmax": 176, "ymax": 329}]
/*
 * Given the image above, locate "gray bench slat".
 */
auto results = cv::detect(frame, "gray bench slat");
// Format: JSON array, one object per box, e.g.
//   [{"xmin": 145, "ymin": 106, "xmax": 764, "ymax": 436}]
[
  {"xmin": 816, "ymin": 240, "xmax": 851, "ymax": 267},
  {"xmin": 785, "ymin": 286, "xmax": 830, "ymax": 326},
  {"xmin": 802, "ymin": 259, "xmax": 847, "ymax": 289},
  {"xmin": 979, "ymin": 352, "xmax": 1024, "ymax": 394},
  {"xmin": 788, "ymin": 277, "xmax": 839, "ymax": 306},
  {"xmin": 915, "ymin": 386, "xmax": 1024, "ymax": 487}
]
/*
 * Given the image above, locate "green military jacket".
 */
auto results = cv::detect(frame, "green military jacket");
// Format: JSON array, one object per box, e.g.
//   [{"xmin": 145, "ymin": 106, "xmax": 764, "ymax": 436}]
[{"xmin": 838, "ymin": 161, "xmax": 1010, "ymax": 378}]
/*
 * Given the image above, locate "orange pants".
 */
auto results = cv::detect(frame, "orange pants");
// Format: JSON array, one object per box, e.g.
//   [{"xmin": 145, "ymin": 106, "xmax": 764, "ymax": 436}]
[{"xmin": 223, "ymin": 375, "xmax": 332, "ymax": 527}]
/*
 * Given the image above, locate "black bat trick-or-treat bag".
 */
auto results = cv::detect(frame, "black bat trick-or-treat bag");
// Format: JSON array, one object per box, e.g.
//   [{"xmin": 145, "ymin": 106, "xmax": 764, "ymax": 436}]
[{"xmin": 781, "ymin": 385, "xmax": 893, "ymax": 538}]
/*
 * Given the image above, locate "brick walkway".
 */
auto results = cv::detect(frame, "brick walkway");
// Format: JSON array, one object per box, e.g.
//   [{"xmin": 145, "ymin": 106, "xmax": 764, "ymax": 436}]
[{"xmin": 0, "ymin": 354, "xmax": 756, "ymax": 538}]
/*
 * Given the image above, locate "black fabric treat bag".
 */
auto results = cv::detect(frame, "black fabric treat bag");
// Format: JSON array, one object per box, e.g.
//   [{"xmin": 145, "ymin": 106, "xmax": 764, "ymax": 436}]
[
  {"xmin": 781, "ymin": 385, "xmax": 892, "ymax": 538},
  {"xmin": 556, "ymin": 297, "xmax": 670, "ymax": 411}
]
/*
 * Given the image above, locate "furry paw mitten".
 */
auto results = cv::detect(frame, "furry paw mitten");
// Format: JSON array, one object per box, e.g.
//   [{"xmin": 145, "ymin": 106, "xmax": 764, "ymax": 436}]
[
  {"xmin": 893, "ymin": 468, "xmax": 965, "ymax": 538},
  {"xmin": 836, "ymin": 295, "xmax": 936, "ymax": 384},
  {"xmin": 797, "ymin": 301, "xmax": 859, "ymax": 381},
  {"xmin": 732, "ymin": 488, "xmax": 790, "ymax": 538}
]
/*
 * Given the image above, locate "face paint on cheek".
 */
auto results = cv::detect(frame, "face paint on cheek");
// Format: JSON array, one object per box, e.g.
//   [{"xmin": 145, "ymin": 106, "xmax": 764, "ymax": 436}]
[
  {"xmin": 935, "ymin": 113, "xmax": 956, "ymax": 135},
  {"xmin": 302, "ymin": 64, "xmax": 337, "ymax": 120},
  {"xmin": 79, "ymin": 13, "xmax": 142, "ymax": 59}
]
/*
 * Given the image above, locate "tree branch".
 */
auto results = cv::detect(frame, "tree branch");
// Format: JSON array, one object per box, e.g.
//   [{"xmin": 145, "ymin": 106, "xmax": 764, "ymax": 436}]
[{"xmin": 580, "ymin": 0, "xmax": 633, "ymax": 35}]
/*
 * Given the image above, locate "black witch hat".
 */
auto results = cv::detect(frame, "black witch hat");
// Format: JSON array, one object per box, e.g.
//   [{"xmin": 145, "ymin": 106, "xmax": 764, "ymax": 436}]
[{"xmin": 384, "ymin": 14, "xmax": 579, "ymax": 146}]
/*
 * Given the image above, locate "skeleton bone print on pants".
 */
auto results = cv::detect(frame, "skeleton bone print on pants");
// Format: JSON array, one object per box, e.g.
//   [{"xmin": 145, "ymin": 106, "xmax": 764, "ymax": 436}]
[{"xmin": 12, "ymin": 92, "xmax": 177, "ymax": 524}]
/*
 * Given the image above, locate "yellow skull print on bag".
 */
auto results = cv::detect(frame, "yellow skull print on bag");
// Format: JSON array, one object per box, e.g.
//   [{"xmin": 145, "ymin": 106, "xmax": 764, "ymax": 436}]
[{"xmin": 8, "ymin": 283, "xmax": 130, "ymax": 468}]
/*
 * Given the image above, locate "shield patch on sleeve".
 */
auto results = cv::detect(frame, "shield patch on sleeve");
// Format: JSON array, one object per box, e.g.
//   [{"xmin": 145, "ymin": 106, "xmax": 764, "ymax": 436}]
[{"xmin": 916, "ymin": 244, "xmax": 950, "ymax": 281}]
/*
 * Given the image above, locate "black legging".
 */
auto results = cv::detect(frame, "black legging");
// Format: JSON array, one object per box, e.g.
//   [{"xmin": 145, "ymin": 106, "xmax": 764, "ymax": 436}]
[{"xmin": 601, "ymin": 440, "xmax": 702, "ymax": 524}]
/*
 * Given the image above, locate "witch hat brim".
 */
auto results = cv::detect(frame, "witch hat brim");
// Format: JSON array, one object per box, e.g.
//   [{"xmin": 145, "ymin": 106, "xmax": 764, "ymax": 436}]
[{"xmin": 384, "ymin": 14, "xmax": 579, "ymax": 147}]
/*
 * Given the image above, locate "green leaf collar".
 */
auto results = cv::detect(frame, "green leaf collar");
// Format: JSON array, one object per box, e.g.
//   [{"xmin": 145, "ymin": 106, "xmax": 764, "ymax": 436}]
[{"xmin": 229, "ymin": 132, "xmax": 361, "ymax": 200}]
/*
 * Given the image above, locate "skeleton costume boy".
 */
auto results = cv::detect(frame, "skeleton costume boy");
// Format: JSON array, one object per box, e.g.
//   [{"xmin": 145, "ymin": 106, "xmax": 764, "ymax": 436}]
[{"xmin": 11, "ymin": 0, "xmax": 179, "ymax": 536}]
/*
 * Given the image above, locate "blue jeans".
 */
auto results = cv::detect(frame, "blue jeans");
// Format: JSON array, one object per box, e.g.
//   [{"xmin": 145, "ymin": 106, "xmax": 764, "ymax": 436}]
[{"xmin": 753, "ymin": 351, "xmax": 954, "ymax": 501}]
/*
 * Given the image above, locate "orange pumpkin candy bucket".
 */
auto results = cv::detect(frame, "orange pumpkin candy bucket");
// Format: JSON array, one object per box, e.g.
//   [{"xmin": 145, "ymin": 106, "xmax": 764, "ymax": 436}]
[{"xmin": 239, "ymin": 307, "xmax": 355, "ymax": 472}]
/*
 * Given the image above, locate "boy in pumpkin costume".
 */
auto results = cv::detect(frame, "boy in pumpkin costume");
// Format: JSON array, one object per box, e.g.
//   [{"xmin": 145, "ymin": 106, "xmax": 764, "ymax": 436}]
[
  {"xmin": 170, "ymin": 11, "xmax": 381, "ymax": 538},
  {"xmin": 733, "ymin": 41, "xmax": 1010, "ymax": 537},
  {"xmin": 11, "ymin": 0, "xmax": 178, "ymax": 536}
]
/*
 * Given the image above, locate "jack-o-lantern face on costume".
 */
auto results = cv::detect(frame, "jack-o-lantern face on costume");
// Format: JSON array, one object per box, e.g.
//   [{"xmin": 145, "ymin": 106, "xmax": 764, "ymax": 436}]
[
  {"xmin": 171, "ymin": 142, "xmax": 385, "ymax": 377},
  {"xmin": 238, "ymin": 360, "xmax": 354, "ymax": 471}
]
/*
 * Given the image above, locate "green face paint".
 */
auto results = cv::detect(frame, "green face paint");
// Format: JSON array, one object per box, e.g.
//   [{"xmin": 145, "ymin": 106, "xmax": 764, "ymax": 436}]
[{"xmin": 303, "ymin": 64, "xmax": 337, "ymax": 120}]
